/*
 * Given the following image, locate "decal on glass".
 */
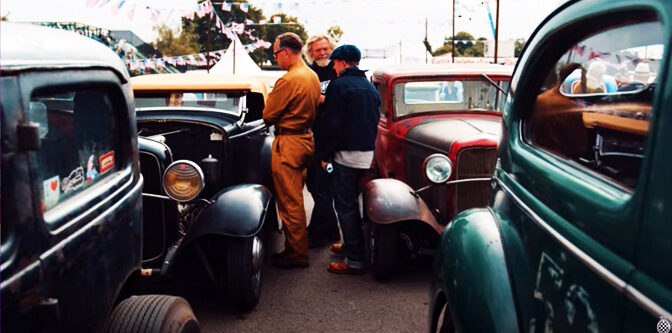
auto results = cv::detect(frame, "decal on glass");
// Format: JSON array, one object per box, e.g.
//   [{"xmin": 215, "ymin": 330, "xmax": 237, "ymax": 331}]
[
  {"xmin": 61, "ymin": 167, "xmax": 85, "ymax": 193},
  {"xmin": 86, "ymin": 155, "xmax": 98, "ymax": 183},
  {"xmin": 100, "ymin": 151, "xmax": 115, "ymax": 174},
  {"xmin": 43, "ymin": 175, "xmax": 60, "ymax": 210}
]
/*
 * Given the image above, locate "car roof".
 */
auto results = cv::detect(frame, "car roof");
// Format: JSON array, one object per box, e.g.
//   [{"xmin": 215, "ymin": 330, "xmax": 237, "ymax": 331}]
[
  {"xmin": 131, "ymin": 73, "xmax": 269, "ymax": 97},
  {"xmin": 0, "ymin": 22, "xmax": 129, "ymax": 82},
  {"xmin": 373, "ymin": 63, "xmax": 514, "ymax": 78}
]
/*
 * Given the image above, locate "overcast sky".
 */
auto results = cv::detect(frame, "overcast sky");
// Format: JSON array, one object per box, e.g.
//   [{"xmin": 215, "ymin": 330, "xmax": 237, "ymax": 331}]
[{"xmin": 2, "ymin": 0, "xmax": 567, "ymax": 57}]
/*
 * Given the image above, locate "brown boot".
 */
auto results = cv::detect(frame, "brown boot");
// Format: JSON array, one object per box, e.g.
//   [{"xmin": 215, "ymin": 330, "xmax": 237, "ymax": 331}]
[
  {"xmin": 330, "ymin": 243, "xmax": 344, "ymax": 255},
  {"xmin": 327, "ymin": 261, "xmax": 364, "ymax": 275}
]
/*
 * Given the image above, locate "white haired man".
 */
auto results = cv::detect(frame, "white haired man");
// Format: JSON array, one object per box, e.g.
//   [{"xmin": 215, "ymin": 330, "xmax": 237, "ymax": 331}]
[{"xmin": 303, "ymin": 34, "xmax": 341, "ymax": 248}]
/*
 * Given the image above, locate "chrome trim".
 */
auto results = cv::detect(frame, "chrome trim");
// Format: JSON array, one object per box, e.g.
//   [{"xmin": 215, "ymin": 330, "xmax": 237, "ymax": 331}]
[
  {"xmin": 228, "ymin": 124, "xmax": 267, "ymax": 140},
  {"xmin": 494, "ymin": 176, "xmax": 671, "ymax": 319},
  {"xmin": 162, "ymin": 160, "xmax": 205, "ymax": 202},
  {"xmin": 142, "ymin": 193, "xmax": 172, "ymax": 200},
  {"xmin": 136, "ymin": 106, "xmax": 241, "ymax": 118}
]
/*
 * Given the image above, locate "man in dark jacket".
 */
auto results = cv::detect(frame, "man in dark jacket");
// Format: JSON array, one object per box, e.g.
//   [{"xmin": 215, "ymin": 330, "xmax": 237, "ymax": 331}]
[{"xmin": 316, "ymin": 45, "xmax": 381, "ymax": 275}]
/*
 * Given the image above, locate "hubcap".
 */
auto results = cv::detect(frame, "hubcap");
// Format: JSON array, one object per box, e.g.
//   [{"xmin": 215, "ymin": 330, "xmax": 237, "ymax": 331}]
[{"xmin": 251, "ymin": 236, "xmax": 263, "ymax": 295}]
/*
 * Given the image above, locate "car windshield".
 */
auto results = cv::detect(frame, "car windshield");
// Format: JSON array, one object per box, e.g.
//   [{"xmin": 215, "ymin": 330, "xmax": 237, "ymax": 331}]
[
  {"xmin": 394, "ymin": 78, "xmax": 510, "ymax": 117},
  {"xmin": 134, "ymin": 91, "xmax": 244, "ymax": 117}
]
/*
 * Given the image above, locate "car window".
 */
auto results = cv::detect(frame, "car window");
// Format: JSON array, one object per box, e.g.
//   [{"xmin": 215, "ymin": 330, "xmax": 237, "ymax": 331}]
[
  {"xmin": 29, "ymin": 87, "xmax": 121, "ymax": 212},
  {"xmin": 134, "ymin": 91, "xmax": 243, "ymax": 116},
  {"xmin": 395, "ymin": 78, "xmax": 509, "ymax": 117},
  {"xmin": 373, "ymin": 81, "xmax": 387, "ymax": 118},
  {"xmin": 526, "ymin": 20, "xmax": 664, "ymax": 189}
]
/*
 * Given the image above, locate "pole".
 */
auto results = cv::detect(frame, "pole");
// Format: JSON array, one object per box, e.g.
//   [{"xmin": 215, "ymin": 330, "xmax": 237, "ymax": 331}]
[
  {"xmin": 494, "ymin": 0, "xmax": 500, "ymax": 64},
  {"xmin": 206, "ymin": 12, "xmax": 211, "ymax": 73},
  {"xmin": 425, "ymin": 18, "xmax": 428, "ymax": 64},
  {"xmin": 233, "ymin": 34, "xmax": 237, "ymax": 75},
  {"xmin": 452, "ymin": 0, "xmax": 455, "ymax": 63},
  {"xmin": 399, "ymin": 40, "xmax": 402, "ymax": 64}
]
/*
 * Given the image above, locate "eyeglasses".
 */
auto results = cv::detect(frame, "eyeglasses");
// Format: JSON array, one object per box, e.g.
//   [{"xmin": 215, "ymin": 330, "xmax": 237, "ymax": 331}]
[{"xmin": 273, "ymin": 48, "xmax": 286, "ymax": 59}]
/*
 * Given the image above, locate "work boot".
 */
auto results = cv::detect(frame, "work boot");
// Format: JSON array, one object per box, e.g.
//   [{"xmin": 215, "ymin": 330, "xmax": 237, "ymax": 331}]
[
  {"xmin": 330, "ymin": 243, "xmax": 344, "ymax": 255},
  {"xmin": 327, "ymin": 261, "xmax": 364, "ymax": 275},
  {"xmin": 272, "ymin": 251, "xmax": 309, "ymax": 268}
]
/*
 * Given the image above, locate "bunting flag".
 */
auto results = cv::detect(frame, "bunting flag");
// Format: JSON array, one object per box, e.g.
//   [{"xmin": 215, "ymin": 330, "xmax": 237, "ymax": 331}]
[
  {"xmin": 150, "ymin": 9, "xmax": 161, "ymax": 22},
  {"xmin": 98, "ymin": 0, "xmax": 112, "ymax": 8},
  {"xmin": 239, "ymin": 3, "xmax": 249, "ymax": 13},
  {"xmin": 85, "ymin": 0, "xmax": 100, "ymax": 8},
  {"xmin": 221, "ymin": 2, "xmax": 232, "ymax": 11},
  {"xmin": 290, "ymin": 2, "xmax": 299, "ymax": 10},
  {"xmin": 110, "ymin": 0, "xmax": 125, "ymax": 14},
  {"xmin": 275, "ymin": 2, "xmax": 283, "ymax": 11},
  {"xmin": 259, "ymin": 19, "xmax": 267, "ymax": 24},
  {"xmin": 126, "ymin": 4, "xmax": 135, "ymax": 20}
]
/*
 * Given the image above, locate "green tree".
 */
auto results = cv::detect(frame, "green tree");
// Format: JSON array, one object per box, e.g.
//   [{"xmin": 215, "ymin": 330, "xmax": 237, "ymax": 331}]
[
  {"xmin": 514, "ymin": 38, "xmax": 526, "ymax": 57},
  {"xmin": 184, "ymin": 1, "xmax": 307, "ymax": 65},
  {"xmin": 1, "ymin": 12, "xmax": 9, "ymax": 21},
  {"xmin": 327, "ymin": 25, "xmax": 343, "ymax": 43},
  {"xmin": 152, "ymin": 24, "xmax": 200, "ymax": 57},
  {"xmin": 434, "ymin": 32, "xmax": 487, "ymax": 57}
]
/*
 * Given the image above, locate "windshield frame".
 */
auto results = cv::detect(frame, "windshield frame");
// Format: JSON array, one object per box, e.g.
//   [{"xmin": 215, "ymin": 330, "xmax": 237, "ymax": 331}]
[{"xmin": 134, "ymin": 90, "xmax": 247, "ymax": 119}]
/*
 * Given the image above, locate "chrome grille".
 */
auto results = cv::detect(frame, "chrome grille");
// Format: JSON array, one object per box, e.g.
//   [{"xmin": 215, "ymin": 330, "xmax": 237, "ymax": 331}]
[{"xmin": 455, "ymin": 147, "xmax": 497, "ymax": 212}]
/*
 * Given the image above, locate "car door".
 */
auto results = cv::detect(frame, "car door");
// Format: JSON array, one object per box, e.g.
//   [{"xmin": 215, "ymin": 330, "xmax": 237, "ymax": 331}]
[
  {"xmin": 17, "ymin": 69, "xmax": 143, "ymax": 331},
  {"xmin": 625, "ymin": 21, "xmax": 672, "ymax": 330},
  {"xmin": 494, "ymin": 1, "xmax": 667, "ymax": 331},
  {"xmin": 372, "ymin": 76, "xmax": 394, "ymax": 177}
]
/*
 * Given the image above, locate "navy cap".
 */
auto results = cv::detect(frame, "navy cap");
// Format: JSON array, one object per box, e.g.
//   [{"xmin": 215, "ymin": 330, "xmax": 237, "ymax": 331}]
[{"xmin": 329, "ymin": 44, "xmax": 361, "ymax": 62}]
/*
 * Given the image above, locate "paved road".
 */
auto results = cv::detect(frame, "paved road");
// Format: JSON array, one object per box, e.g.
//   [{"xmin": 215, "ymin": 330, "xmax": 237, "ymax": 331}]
[{"xmin": 182, "ymin": 188, "xmax": 434, "ymax": 332}]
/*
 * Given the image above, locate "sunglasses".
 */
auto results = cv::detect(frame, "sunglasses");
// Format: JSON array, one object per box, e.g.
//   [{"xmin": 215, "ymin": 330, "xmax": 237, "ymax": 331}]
[{"xmin": 273, "ymin": 48, "xmax": 286, "ymax": 59}]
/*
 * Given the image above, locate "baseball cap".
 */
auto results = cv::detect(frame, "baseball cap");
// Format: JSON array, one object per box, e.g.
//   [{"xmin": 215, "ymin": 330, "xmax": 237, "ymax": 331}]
[{"xmin": 329, "ymin": 44, "xmax": 361, "ymax": 62}]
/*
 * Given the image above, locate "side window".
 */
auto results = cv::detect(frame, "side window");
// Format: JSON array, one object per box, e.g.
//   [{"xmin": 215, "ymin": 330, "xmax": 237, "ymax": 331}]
[
  {"xmin": 28, "ymin": 87, "xmax": 121, "ymax": 212},
  {"xmin": 526, "ymin": 20, "xmax": 664, "ymax": 189},
  {"xmin": 374, "ymin": 81, "xmax": 387, "ymax": 118}
]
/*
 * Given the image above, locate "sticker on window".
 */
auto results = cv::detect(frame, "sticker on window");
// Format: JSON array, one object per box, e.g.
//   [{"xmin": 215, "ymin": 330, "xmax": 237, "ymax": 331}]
[
  {"xmin": 61, "ymin": 167, "xmax": 84, "ymax": 193},
  {"xmin": 100, "ymin": 151, "xmax": 115, "ymax": 174},
  {"xmin": 43, "ymin": 175, "xmax": 60, "ymax": 210},
  {"xmin": 86, "ymin": 155, "xmax": 98, "ymax": 183}
]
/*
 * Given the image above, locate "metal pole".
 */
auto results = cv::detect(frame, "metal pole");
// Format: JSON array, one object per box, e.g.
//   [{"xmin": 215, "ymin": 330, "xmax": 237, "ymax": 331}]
[
  {"xmin": 206, "ymin": 11, "xmax": 211, "ymax": 73},
  {"xmin": 399, "ymin": 40, "xmax": 402, "ymax": 64},
  {"xmin": 425, "ymin": 18, "xmax": 428, "ymax": 64},
  {"xmin": 233, "ymin": 34, "xmax": 236, "ymax": 75},
  {"xmin": 452, "ymin": 0, "xmax": 455, "ymax": 63},
  {"xmin": 494, "ymin": 0, "xmax": 499, "ymax": 64}
]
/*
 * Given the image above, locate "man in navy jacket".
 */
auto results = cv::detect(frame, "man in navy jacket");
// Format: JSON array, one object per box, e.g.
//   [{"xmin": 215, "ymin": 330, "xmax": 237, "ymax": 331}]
[{"xmin": 316, "ymin": 45, "xmax": 381, "ymax": 275}]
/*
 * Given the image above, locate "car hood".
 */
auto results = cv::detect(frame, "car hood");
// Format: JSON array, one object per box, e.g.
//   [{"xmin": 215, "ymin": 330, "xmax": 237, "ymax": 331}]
[{"xmin": 405, "ymin": 117, "xmax": 502, "ymax": 152}]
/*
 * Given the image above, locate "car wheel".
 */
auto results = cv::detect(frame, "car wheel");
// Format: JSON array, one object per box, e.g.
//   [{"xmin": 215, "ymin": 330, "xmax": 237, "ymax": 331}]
[
  {"xmin": 105, "ymin": 295, "xmax": 200, "ymax": 333},
  {"xmin": 225, "ymin": 235, "xmax": 263, "ymax": 311},
  {"xmin": 436, "ymin": 302, "xmax": 457, "ymax": 333},
  {"xmin": 369, "ymin": 222, "xmax": 399, "ymax": 280}
]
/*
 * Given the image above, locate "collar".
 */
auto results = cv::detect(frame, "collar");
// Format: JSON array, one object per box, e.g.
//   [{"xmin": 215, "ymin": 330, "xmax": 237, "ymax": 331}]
[
  {"xmin": 339, "ymin": 65, "xmax": 367, "ymax": 77},
  {"xmin": 287, "ymin": 58, "xmax": 307, "ymax": 71}
]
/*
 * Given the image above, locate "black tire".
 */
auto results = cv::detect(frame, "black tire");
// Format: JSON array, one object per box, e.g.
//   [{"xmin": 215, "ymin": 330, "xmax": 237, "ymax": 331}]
[
  {"xmin": 105, "ymin": 295, "xmax": 200, "ymax": 333},
  {"xmin": 369, "ymin": 222, "xmax": 399, "ymax": 280},
  {"xmin": 225, "ymin": 236, "xmax": 263, "ymax": 311}
]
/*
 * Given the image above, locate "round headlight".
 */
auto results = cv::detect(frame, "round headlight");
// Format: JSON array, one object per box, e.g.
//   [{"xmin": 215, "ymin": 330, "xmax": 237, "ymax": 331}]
[
  {"xmin": 423, "ymin": 154, "xmax": 453, "ymax": 184},
  {"xmin": 163, "ymin": 160, "xmax": 205, "ymax": 202}
]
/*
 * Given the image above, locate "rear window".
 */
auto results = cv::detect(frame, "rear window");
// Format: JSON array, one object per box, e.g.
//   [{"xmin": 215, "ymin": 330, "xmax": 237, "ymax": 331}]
[
  {"xmin": 29, "ymin": 87, "xmax": 121, "ymax": 212},
  {"xmin": 394, "ymin": 78, "xmax": 510, "ymax": 117},
  {"xmin": 134, "ymin": 91, "xmax": 244, "ymax": 116}
]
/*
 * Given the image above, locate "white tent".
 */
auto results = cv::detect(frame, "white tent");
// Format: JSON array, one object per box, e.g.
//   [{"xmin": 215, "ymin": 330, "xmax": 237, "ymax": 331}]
[{"xmin": 210, "ymin": 34, "xmax": 262, "ymax": 75}]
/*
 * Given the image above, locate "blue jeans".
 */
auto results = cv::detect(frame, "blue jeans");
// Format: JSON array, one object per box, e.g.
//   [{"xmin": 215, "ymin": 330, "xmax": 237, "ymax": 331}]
[
  {"xmin": 331, "ymin": 162, "xmax": 365, "ymax": 268},
  {"xmin": 306, "ymin": 158, "xmax": 339, "ymax": 237}
]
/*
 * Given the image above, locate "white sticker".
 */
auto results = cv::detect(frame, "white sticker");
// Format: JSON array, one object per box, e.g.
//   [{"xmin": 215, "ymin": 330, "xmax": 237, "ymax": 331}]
[
  {"xmin": 86, "ymin": 155, "xmax": 98, "ymax": 183},
  {"xmin": 210, "ymin": 132, "xmax": 223, "ymax": 141},
  {"xmin": 43, "ymin": 175, "xmax": 60, "ymax": 210},
  {"xmin": 61, "ymin": 167, "xmax": 84, "ymax": 193}
]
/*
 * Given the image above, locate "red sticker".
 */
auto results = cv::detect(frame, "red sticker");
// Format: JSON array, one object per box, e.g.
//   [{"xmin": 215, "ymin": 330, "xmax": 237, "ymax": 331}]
[
  {"xmin": 99, "ymin": 151, "xmax": 115, "ymax": 174},
  {"xmin": 50, "ymin": 179, "xmax": 58, "ymax": 191}
]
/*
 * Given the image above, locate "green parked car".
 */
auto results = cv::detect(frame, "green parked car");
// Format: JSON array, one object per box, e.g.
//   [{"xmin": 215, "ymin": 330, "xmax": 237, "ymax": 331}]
[{"xmin": 428, "ymin": 0, "xmax": 672, "ymax": 332}]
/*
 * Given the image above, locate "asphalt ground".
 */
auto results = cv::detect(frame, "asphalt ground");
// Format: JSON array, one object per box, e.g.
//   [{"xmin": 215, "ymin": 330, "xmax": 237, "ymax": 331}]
[{"xmin": 165, "ymin": 187, "xmax": 434, "ymax": 332}]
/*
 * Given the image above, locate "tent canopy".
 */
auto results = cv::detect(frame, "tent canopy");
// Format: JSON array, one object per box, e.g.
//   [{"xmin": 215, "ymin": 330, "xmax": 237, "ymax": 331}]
[{"xmin": 210, "ymin": 34, "xmax": 262, "ymax": 75}]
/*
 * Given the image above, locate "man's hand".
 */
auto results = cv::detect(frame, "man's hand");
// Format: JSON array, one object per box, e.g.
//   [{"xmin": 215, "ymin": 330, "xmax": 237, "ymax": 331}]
[
  {"xmin": 318, "ymin": 94, "xmax": 326, "ymax": 104},
  {"xmin": 321, "ymin": 161, "xmax": 328, "ymax": 170}
]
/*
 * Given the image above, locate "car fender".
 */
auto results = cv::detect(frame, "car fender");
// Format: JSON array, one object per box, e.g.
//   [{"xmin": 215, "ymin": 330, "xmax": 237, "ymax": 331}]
[
  {"xmin": 183, "ymin": 184, "xmax": 272, "ymax": 245},
  {"xmin": 434, "ymin": 208, "xmax": 520, "ymax": 332},
  {"xmin": 364, "ymin": 178, "xmax": 443, "ymax": 233}
]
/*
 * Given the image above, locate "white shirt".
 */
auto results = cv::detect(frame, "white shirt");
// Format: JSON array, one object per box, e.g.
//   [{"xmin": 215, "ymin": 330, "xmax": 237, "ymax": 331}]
[{"xmin": 334, "ymin": 150, "xmax": 374, "ymax": 169}]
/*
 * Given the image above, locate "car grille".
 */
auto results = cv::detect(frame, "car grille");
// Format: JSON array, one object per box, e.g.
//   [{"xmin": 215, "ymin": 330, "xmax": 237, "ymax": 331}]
[{"xmin": 455, "ymin": 147, "xmax": 497, "ymax": 213}]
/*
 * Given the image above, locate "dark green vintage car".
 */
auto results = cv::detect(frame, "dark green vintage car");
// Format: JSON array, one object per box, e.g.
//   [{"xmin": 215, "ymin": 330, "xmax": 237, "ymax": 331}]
[{"xmin": 429, "ymin": 0, "xmax": 672, "ymax": 332}]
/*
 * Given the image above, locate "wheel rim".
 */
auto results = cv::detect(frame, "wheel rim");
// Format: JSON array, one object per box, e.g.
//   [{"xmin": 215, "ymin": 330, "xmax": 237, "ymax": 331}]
[
  {"xmin": 369, "ymin": 231, "xmax": 376, "ymax": 264},
  {"xmin": 251, "ymin": 236, "xmax": 263, "ymax": 294}
]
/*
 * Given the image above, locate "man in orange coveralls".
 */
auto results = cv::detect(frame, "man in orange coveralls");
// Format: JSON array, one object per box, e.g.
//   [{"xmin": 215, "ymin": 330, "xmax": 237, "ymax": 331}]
[{"xmin": 263, "ymin": 32, "xmax": 321, "ymax": 268}]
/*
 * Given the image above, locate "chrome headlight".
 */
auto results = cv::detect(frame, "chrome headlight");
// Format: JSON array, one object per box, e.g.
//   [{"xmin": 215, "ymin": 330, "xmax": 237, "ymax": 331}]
[
  {"xmin": 163, "ymin": 160, "xmax": 205, "ymax": 202},
  {"xmin": 423, "ymin": 154, "xmax": 453, "ymax": 184}
]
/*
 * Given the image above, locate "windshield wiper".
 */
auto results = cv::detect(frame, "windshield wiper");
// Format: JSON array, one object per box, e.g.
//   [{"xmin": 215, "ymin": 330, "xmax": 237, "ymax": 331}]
[{"xmin": 481, "ymin": 73, "xmax": 506, "ymax": 94}]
